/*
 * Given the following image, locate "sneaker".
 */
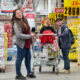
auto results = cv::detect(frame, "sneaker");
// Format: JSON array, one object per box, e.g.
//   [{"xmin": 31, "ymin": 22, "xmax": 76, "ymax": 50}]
[
  {"xmin": 27, "ymin": 73, "xmax": 36, "ymax": 78},
  {"xmin": 15, "ymin": 74, "xmax": 26, "ymax": 80},
  {"xmin": 59, "ymin": 69, "xmax": 70, "ymax": 74}
]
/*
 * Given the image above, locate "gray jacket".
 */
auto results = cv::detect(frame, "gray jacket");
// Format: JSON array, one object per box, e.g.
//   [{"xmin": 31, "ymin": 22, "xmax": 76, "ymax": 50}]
[{"xmin": 13, "ymin": 22, "xmax": 32, "ymax": 49}]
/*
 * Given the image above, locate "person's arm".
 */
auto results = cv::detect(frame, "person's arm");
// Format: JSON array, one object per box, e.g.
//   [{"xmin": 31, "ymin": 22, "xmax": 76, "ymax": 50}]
[
  {"xmin": 40, "ymin": 27, "xmax": 45, "ymax": 33},
  {"xmin": 13, "ymin": 23, "xmax": 32, "ymax": 39},
  {"xmin": 50, "ymin": 27, "xmax": 56, "ymax": 33},
  {"xmin": 58, "ymin": 27, "xmax": 69, "ymax": 38}
]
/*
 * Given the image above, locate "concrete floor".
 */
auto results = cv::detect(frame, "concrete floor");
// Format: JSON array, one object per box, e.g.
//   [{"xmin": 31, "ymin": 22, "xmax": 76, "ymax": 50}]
[{"xmin": 0, "ymin": 58, "xmax": 80, "ymax": 80}]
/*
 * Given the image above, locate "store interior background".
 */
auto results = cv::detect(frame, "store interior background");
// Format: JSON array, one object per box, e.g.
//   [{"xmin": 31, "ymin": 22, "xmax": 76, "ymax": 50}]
[{"xmin": 0, "ymin": 0, "xmax": 80, "ymax": 72}]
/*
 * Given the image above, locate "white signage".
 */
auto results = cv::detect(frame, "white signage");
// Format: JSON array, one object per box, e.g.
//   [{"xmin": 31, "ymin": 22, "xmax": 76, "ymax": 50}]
[
  {"xmin": 22, "ymin": 0, "xmax": 34, "ymax": 12},
  {"xmin": 1, "ymin": 0, "xmax": 17, "ymax": 13}
]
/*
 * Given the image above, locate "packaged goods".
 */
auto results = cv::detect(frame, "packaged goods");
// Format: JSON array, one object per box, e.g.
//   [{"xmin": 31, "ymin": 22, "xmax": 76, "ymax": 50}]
[
  {"xmin": 0, "ymin": 33, "xmax": 7, "ymax": 71},
  {"xmin": 0, "ymin": 23, "xmax": 4, "ymax": 34}
]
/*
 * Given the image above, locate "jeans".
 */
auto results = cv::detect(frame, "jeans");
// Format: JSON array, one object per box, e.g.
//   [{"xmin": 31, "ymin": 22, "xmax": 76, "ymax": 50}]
[
  {"xmin": 61, "ymin": 48, "xmax": 70, "ymax": 70},
  {"xmin": 16, "ymin": 46, "xmax": 31, "ymax": 75}
]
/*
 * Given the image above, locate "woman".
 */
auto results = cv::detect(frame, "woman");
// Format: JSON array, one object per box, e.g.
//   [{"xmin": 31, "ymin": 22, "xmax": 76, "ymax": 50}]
[
  {"xmin": 11, "ymin": 9, "xmax": 36, "ymax": 80},
  {"xmin": 40, "ymin": 19, "xmax": 56, "ymax": 33}
]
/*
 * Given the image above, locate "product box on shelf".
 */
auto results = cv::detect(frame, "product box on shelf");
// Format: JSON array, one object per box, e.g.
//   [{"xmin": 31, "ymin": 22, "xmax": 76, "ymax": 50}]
[
  {"xmin": 4, "ymin": 24, "xmax": 12, "ymax": 48},
  {"xmin": 0, "ymin": 55, "xmax": 5, "ymax": 67},
  {"xmin": 0, "ymin": 15, "xmax": 11, "ymax": 71},
  {"xmin": 0, "ymin": 33, "xmax": 8, "ymax": 70},
  {"xmin": 0, "ymin": 23, "xmax": 4, "ymax": 34}
]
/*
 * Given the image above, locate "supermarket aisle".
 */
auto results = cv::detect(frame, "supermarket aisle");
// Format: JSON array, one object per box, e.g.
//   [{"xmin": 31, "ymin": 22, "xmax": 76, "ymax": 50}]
[{"xmin": 0, "ymin": 58, "xmax": 80, "ymax": 80}]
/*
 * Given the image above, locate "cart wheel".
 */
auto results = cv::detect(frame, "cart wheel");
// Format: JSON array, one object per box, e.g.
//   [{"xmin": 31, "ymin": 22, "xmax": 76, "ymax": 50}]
[
  {"xmin": 39, "ymin": 66, "xmax": 41, "ymax": 72},
  {"xmin": 0, "ymin": 69, "xmax": 5, "ymax": 73},
  {"xmin": 52, "ymin": 66, "xmax": 55, "ymax": 72},
  {"xmin": 32, "ymin": 68, "xmax": 35, "ymax": 74},
  {"xmin": 56, "ymin": 68, "xmax": 59, "ymax": 75},
  {"xmin": 2, "ymin": 69, "xmax": 5, "ymax": 73},
  {"xmin": 58, "ymin": 59, "xmax": 60, "ymax": 64}
]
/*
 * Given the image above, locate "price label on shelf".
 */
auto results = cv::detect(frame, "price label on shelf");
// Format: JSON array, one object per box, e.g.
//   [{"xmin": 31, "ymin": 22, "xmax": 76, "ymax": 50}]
[
  {"xmin": 56, "ymin": 13, "xmax": 67, "ymax": 20},
  {"xmin": 64, "ymin": 0, "xmax": 80, "ymax": 16},
  {"xmin": 64, "ymin": 7, "xmax": 80, "ymax": 16},
  {"xmin": 64, "ymin": 0, "xmax": 80, "ymax": 7},
  {"xmin": 55, "ymin": 8, "xmax": 67, "ymax": 20}
]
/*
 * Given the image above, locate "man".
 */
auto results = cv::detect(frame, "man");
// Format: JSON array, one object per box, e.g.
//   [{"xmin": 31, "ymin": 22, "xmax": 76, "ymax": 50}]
[{"xmin": 56, "ymin": 18, "xmax": 71, "ymax": 74}]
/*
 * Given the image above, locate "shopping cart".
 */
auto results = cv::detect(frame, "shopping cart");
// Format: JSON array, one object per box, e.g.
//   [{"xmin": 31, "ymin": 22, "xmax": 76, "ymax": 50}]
[{"xmin": 32, "ymin": 34, "xmax": 60, "ymax": 74}]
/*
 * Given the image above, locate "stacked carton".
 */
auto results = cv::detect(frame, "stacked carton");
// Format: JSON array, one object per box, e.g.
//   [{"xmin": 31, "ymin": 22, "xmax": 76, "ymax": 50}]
[
  {"xmin": 0, "ymin": 15, "xmax": 12, "ymax": 48},
  {"xmin": 77, "ymin": 24, "xmax": 80, "ymax": 65},
  {"xmin": 4, "ymin": 33, "xmax": 8, "ymax": 65},
  {"xmin": 0, "ymin": 22, "xmax": 7, "ymax": 71},
  {"xmin": 4, "ymin": 24, "xmax": 12, "ymax": 48},
  {"xmin": 67, "ymin": 19, "xmax": 80, "ymax": 63},
  {"xmin": 67, "ymin": 19, "xmax": 78, "ymax": 61}
]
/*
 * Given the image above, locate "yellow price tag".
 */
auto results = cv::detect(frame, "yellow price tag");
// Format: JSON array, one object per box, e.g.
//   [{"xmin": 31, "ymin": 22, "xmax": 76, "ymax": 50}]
[
  {"xmin": 56, "ymin": 13, "xmax": 67, "ymax": 20},
  {"xmin": 64, "ymin": 0, "xmax": 80, "ymax": 16},
  {"xmin": 64, "ymin": 0, "xmax": 80, "ymax": 7},
  {"xmin": 64, "ymin": 7, "xmax": 80, "ymax": 16},
  {"xmin": 49, "ymin": 13, "xmax": 56, "ymax": 24}
]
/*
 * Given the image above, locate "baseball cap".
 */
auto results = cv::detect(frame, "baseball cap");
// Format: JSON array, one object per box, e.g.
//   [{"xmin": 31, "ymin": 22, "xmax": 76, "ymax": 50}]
[{"xmin": 55, "ymin": 17, "xmax": 63, "ymax": 22}]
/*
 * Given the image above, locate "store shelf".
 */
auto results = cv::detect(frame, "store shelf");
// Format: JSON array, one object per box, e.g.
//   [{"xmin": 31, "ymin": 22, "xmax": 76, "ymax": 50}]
[
  {"xmin": 36, "ymin": 14, "xmax": 48, "ymax": 16},
  {"xmin": 35, "ymin": 22, "xmax": 41, "ymax": 23},
  {"xmin": 35, "ymin": 12, "xmax": 48, "ymax": 30}
]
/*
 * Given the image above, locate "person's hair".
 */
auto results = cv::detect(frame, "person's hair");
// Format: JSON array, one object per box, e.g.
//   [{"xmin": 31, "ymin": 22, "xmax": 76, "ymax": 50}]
[
  {"xmin": 44, "ymin": 19, "xmax": 51, "ymax": 26},
  {"xmin": 31, "ymin": 27, "xmax": 36, "ymax": 33},
  {"xmin": 52, "ymin": 23, "xmax": 58, "ymax": 31},
  {"xmin": 55, "ymin": 17, "xmax": 63, "ymax": 22},
  {"xmin": 11, "ymin": 9, "xmax": 29, "ymax": 36}
]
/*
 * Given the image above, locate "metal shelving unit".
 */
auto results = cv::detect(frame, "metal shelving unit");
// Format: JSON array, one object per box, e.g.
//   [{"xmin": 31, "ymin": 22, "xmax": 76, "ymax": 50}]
[{"xmin": 35, "ymin": 0, "xmax": 48, "ymax": 30}]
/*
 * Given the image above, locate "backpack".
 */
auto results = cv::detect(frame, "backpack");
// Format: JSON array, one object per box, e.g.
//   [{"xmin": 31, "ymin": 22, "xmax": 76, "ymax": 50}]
[
  {"xmin": 69, "ymin": 29, "xmax": 75, "ymax": 44},
  {"xmin": 62, "ymin": 24, "xmax": 75, "ymax": 44}
]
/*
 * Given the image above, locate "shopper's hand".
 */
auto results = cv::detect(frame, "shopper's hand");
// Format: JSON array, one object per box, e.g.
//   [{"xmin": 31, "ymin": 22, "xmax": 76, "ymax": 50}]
[
  {"xmin": 55, "ymin": 36, "xmax": 58, "ymax": 40},
  {"xmin": 31, "ymin": 33, "xmax": 36, "ymax": 37}
]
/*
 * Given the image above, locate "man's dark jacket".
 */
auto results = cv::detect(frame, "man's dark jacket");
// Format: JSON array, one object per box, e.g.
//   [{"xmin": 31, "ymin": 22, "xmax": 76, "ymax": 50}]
[{"xmin": 58, "ymin": 24, "xmax": 71, "ymax": 49}]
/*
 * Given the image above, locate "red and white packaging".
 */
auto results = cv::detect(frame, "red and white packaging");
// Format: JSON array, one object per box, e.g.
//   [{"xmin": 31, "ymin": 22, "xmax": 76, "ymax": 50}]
[{"xmin": 4, "ymin": 24, "xmax": 12, "ymax": 48}]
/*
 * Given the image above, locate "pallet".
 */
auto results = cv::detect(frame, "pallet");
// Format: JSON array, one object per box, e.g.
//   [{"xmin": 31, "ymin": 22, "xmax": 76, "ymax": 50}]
[{"xmin": 0, "ymin": 66, "xmax": 6, "ymax": 73}]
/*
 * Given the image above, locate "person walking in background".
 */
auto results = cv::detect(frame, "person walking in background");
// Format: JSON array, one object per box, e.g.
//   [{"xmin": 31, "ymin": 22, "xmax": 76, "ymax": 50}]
[
  {"xmin": 56, "ymin": 18, "xmax": 71, "ymax": 74},
  {"xmin": 11, "ymin": 9, "xmax": 36, "ymax": 80}
]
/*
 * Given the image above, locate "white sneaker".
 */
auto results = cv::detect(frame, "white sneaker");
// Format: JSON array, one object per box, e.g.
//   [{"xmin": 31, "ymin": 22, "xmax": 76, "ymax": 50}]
[{"xmin": 59, "ymin": 69, "xmax": 70, "ymax": 74}]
